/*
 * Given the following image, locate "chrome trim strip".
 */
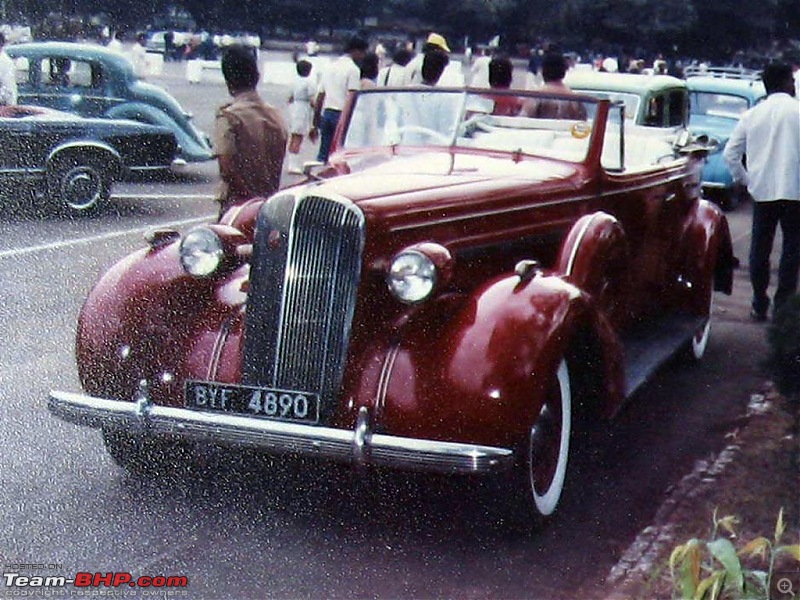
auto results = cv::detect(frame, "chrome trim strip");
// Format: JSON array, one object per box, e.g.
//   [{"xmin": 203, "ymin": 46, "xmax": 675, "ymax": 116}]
[
  {"xmin": 48, "ymin": 390, "xmax": 514, "ymax": 475},
  {"xmin": 207, "ymin": 314, "xmax": 235, "ymax": 380},
  {"xmin": 270, "ymin": 199, "xmax": 298, "ymax": 387},
  {"xmin": 374, "ymin": 343, "xmax": 401, "ymax": 427},
  {"xmin": 47, "ymin": 140, "xmax": 121, "ymax": 164},
  {"xmin": 565, "ymin": 213, "xmax": 596, "ymax": 276},
  {"xmin": 0, "ymin": 167, "xmax": 45, "ymax": 175},
  {"xmin": 128, "ymin": 165, "xmax": 172, "ymax": 172}
]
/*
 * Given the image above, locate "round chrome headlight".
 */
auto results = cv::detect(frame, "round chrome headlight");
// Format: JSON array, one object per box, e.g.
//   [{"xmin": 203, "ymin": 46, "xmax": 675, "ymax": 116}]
[
  {"xmin": 180, "ymin": 227, "xmax": 224, "ymax": 277},
  {"xmin": 387, "ymin": 250, "xmax": 437, "ymax": 303}
]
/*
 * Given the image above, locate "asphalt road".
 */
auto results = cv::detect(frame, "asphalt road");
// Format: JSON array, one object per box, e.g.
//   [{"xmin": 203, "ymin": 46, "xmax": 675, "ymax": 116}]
[{"xmin": 0, "ymin": 58, "xmax": 774, "ymax": 599}]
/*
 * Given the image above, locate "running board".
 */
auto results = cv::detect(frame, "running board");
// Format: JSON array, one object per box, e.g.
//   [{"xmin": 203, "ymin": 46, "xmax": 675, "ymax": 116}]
[{"xmin": 622, "ymin": 314, "xmax": 706, "ymax": 398}]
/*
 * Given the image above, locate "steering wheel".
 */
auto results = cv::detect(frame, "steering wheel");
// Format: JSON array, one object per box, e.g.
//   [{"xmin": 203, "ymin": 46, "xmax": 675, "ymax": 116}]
[{"xmin": 392, "ymin": 125, "xmax": 452, "ymax": 145}]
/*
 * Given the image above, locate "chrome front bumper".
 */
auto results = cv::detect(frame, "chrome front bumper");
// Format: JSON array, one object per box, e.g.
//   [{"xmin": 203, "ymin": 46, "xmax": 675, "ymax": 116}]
[{"xmin": 48, "ymin": 389, "xmax": 514, "ymax": 475}]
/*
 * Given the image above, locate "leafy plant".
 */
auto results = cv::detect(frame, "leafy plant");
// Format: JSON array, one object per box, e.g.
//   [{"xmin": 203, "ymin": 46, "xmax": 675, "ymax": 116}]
[{"xmin": 669, "ymin": 508, "xmax": 800, "ymax": 599}]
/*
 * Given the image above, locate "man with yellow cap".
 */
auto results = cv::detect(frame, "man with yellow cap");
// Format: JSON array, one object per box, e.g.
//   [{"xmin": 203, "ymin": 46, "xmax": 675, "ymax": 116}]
[{"xmin": 402, "ymin": 32, "xmax": 450, "ymax": 85}]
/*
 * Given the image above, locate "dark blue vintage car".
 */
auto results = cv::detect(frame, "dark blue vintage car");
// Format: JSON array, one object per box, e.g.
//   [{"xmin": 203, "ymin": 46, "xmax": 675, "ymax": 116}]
[
  {"xmin": 685, "ymin": 70, "xmax": 766, "ymax": 209},
  {"xmin": 7, "ymin": 41, "xmax": 213, "ymax": 164},
  {"xmin": 0, "ymin": 105, "xmax": 177, "ymax": 213}
]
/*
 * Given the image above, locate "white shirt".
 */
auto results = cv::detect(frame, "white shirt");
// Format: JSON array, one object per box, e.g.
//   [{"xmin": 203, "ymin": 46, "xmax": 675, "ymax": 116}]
[
  {"xmin": 403, "ymin": 53, "xmax": 424, "ymax": 85},
  {"xmin": 0, "ymin": 50, "xmax": 17, "ymax": 105},
  {"xmin": 723, "ymin": 92, "xmax": 800, "ymax": 202},
  {"xmin": 318, "ymin": 54, "xmax": 360, "ymax": 111},
  {"xmin": 289, "ymin": 75, "xmax": 316, "ymax": 133},
  {"xmin": 377, "ymin": 64, "xmax": 407, "ymax": 87}
]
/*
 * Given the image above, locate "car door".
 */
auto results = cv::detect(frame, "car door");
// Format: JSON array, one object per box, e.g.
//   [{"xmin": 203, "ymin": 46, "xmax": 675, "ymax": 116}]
[
  {"xmin": 596, "ymin": 104, "xmax": 692, "ymax": 319},
  {"xmin": 0, "ymin": 113, "xmax": 43, "ymax": 177}
]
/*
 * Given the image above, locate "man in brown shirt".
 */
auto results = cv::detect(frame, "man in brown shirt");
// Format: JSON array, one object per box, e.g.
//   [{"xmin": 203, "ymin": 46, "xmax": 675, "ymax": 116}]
[
  {"xmin": 520, "ymin": 51, "xmax": 587, "ymax": 120},
  {"xmin": 215, "ymin": 44, "xmax": 288, "ymax": 218}
]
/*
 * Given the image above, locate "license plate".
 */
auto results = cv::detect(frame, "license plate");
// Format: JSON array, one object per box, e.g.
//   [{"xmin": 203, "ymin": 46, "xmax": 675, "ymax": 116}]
[{"xmin": 185, "ymin": 381, "xmax": 320, "ymax": 424}]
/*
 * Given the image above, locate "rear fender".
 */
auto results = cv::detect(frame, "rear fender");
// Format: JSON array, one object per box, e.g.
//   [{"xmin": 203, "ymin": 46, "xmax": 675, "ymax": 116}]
[
  {"xmin": 376, "ymin": 272, "xmax": 622, "ymax": 447},
  {"xmin": 106, "ymin": 102, "xmax": 212, "ymax": 161},
  {"xmin": 676, "ymin": 199, "xmax": 736, "ymax": 313}
]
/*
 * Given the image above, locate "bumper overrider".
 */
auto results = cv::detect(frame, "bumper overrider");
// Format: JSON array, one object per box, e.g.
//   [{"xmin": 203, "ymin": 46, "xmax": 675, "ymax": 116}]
[{"xmin": 47, "ymin": 384, "xmax": 514, "ymax": 475}]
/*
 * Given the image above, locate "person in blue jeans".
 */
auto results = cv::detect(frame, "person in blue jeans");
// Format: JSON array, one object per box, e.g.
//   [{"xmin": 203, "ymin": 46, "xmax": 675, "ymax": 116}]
[
  {"xmin": 312, "ymin": 37, "xmax": 368, "ymax": 163},
  {"xmin": 724, "ymin": 61, "xmax": 800, "ymax": 321}
]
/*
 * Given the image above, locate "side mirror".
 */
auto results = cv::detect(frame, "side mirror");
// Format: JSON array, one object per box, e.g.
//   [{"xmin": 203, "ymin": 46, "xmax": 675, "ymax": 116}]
[
  {"xmin": 674, "ymin": 129, "xmax": 691, "ymax": 148},
  {"xmin": 675, "ymin": 131, "xmax": 718, "ymax": 155}
]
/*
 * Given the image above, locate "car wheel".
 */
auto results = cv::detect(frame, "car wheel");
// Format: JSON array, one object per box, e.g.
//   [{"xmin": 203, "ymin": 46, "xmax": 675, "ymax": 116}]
[
  {"xmin": 518, "ymin": 358, "xmax": 573, "ymax": 521},
  {"xmin": 689, "ymin": 282, "xmax": 714, "ymax": 361},
  {"xmin": 495, "ymin": 360, "xmax": 573, "ymax": 533},
  {"xmin": 102, "ymin": 429, "xmax": 191, "ymax": 475},
  {"xmin": 49, "ymin": 158, "xmax": 111, "ymax": 213}
]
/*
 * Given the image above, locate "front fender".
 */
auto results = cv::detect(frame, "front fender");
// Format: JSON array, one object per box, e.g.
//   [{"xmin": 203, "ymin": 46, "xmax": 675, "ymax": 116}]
[
  {"xmin": 77, "ymin": 241, "xmax": 247, "ymax": 407},
  {"xmin": 375, "ymin": 273, "xmax": 616, "ymax": 448}
]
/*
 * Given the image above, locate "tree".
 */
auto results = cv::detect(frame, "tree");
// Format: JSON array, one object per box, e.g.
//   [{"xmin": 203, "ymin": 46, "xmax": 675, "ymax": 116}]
[
  {"xmin": 689, "ymin": 0, "xmax": 779, "ymax": 58},
  {"xmin": 418, "ymin": 0, "xmax": 515, "ymax": 47}
]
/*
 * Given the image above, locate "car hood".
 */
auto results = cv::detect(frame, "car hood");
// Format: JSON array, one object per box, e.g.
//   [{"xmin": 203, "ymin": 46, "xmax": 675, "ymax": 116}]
[{"xmin": 311, "ymin": 151, "xmax": 581, "ymax": 205}]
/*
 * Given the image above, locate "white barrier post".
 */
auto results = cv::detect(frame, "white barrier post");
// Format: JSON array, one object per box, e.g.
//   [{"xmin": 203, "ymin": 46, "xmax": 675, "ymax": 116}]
[
  {"xmin": 186, "ymin": 60, "xmax": 202, "ymax": 83},
  {"xmin": 146, "ymin": 52, "xmax": 164, "ymax": 77}
]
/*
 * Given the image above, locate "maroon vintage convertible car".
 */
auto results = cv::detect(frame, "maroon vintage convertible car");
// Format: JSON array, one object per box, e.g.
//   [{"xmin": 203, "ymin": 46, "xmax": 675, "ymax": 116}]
[{"xmin": 49, "ymin": 86, "xmax": 735, "ymax": 523}]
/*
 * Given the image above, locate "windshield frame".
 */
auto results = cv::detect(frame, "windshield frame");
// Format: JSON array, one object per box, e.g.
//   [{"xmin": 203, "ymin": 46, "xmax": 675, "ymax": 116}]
[{"xmin": 337, "ymin": 86, "xmax": 604, "ymax": 163}]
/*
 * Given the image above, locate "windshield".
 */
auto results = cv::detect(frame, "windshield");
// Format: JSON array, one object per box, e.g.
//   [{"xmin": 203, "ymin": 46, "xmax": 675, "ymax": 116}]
[
  {"xmin": 342, "ymin": 88, "xmax": 597, "ymax": 163},
  {"xmin": 689, "ymin": 92, "xmax": 750, "ymax": 119}
]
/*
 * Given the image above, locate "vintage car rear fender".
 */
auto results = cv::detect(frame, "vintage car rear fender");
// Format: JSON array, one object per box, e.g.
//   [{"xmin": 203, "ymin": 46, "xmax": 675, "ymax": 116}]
[
  {"xmin": 76, "ymin": 238, "xmax": 248, "ymax": 407},
  {"xmin": 374, "ymin": 273, "xmax": 616, "ymax": 448},
  {"xmin": 106, "ymin": 102, "xmax": 212, "ymax": 163},
  {"xmin": 675, "ymin": 199, "xmax": 736, "ymax": 311}
]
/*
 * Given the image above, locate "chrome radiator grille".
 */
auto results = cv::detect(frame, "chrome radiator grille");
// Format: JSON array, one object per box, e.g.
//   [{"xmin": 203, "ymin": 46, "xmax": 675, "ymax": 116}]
[{"xmin": 243, "ymin": 195, "xmax": 365, "ymax": 422}]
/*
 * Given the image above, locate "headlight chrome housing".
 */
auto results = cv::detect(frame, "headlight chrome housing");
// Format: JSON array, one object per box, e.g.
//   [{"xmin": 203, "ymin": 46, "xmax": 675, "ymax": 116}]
[
  {"xmin": 386, "ymin": 243, "xmax": 453, "ymax": 304},
  {"xmin": 180, "ymin": 227, "xmax": 224, "ymax": 277}
]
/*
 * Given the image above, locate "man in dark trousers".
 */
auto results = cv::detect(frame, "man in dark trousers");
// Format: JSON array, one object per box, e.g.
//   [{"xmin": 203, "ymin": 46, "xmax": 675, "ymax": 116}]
[
  {"xmin": 312, "ymin": 36, "xmax": 368, "ymax": 163},
  {"xmin": 214, "ymin": 44, "xmax": 287, "ymax": 219},
  {"xmin": 724, "ymin": 61, "xmax": 800, "ymax": 320}
]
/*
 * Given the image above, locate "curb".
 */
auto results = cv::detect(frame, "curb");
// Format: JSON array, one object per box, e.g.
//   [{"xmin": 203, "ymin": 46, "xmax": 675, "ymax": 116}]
[{"xmin": 598, "ymin": 392, "xmax": 777, "ymax": 599}]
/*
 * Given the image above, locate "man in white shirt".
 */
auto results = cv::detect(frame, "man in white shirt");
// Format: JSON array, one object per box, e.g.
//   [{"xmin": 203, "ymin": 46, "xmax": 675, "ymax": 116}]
[
  {"xmin": 0, "ymin": 32, "xmax": 17, "ymax": 106},
  {"xmin": 377, "ymin": 48, "xmax": 412, "ymax": 87},
  {"xmin": 724, "ymin": 61, "xmax": 800, "ymax": 320},
  {"xmin": 312, "ymin": 36, "xmax": 367, "ymax": 162}
]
